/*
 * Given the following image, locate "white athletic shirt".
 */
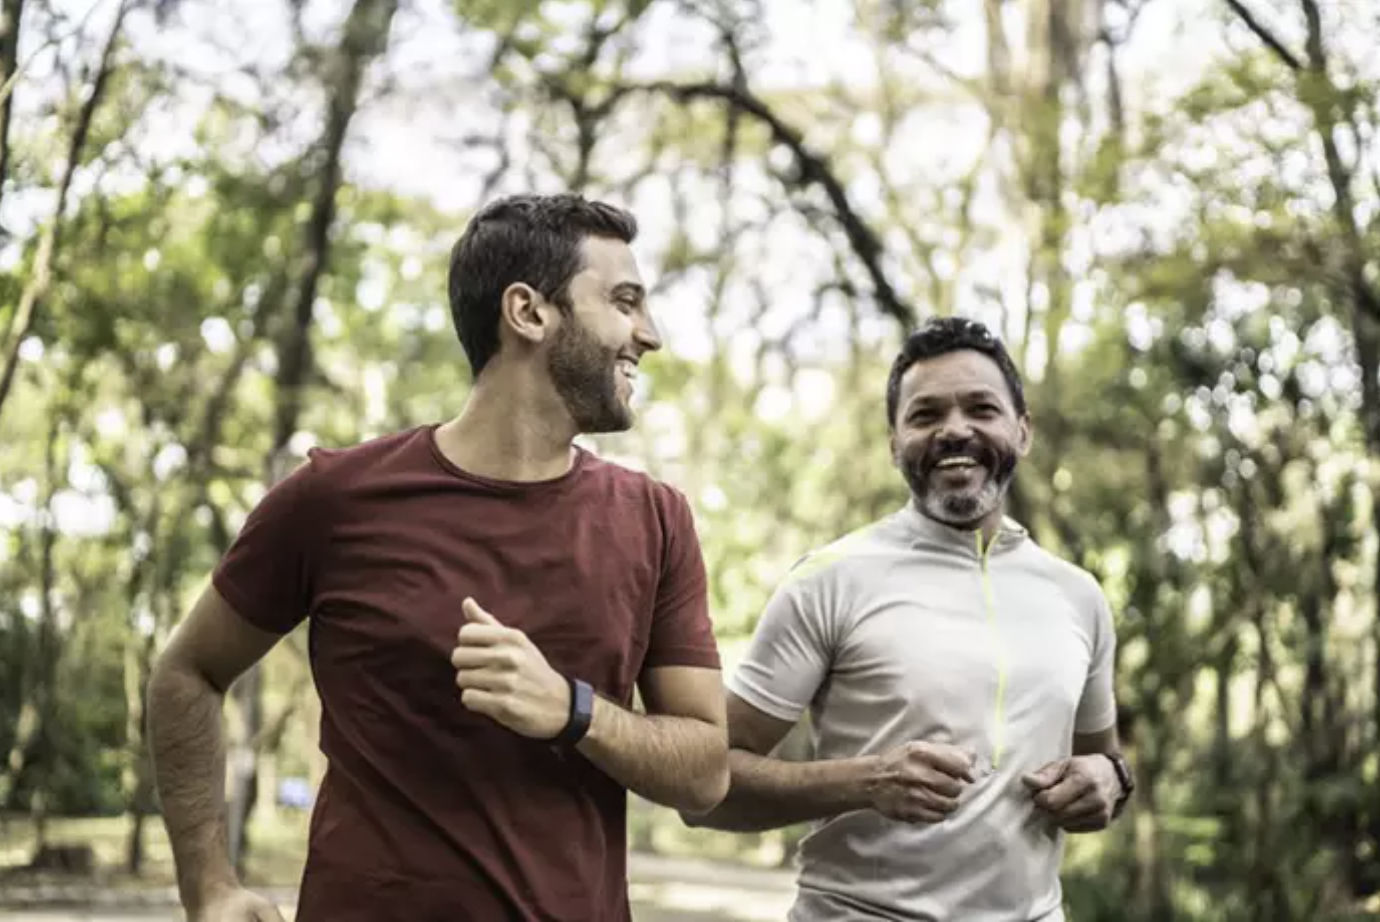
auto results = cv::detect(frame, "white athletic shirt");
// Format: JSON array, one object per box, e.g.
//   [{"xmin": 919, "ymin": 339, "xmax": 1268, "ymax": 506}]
[{"xmin": 729, "ymin": 504, "xmax": 1118, "ymax": 922}]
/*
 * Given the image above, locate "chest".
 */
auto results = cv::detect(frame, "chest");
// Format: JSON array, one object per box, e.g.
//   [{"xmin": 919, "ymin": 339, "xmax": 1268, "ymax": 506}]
[
  {"xmin": 309, "ymin": 490, "xmax": 661, "ymax": 703},
  {"xmin": 834, "ymin": 562, "xmax": 1092, "ymax": 724}
]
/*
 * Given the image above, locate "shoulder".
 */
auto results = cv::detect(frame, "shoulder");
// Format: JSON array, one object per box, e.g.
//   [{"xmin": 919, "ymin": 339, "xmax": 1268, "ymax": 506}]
[
  {"xmin": 581, "ymin": 451, "xmax": 691, "ymax": 513},
  {"xmin": 1019, "ymin": 540, "xmax": 1109, "ymax": 617},
  {"xmin": 298, "ymin": 426, "xmax": 433, "ymax": 489},
  {"xmin": 779, "ymin": 514, "xmax": 901, "ymax": 594},
  {"xmin": 578, "ymin": 452, "xmax": 698, "ymax": 552}
]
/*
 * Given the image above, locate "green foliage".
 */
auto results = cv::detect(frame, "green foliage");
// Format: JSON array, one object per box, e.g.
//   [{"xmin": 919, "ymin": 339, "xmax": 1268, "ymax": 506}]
[{"xmin": 1, "ymin": 1, "xmax": 1378, "ymax": 918}]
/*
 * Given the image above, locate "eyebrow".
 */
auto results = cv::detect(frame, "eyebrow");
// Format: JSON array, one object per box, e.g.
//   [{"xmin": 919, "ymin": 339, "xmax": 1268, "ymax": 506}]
[{"xmin": 906, "ymin": 389, "xmax": 1005, "ymax": 408}]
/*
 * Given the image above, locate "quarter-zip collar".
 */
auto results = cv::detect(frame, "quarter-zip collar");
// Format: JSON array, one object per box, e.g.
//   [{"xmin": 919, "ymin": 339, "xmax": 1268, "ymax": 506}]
[{"xmin": 896, "ymin": 501, "xmax": 1028, "ymax": 558}]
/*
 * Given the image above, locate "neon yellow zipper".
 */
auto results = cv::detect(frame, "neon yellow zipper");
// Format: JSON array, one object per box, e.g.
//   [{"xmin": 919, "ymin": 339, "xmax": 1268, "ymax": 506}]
[{"xmin": 977, "ymin": 531, "xmax": 1007, "ymax": 768}]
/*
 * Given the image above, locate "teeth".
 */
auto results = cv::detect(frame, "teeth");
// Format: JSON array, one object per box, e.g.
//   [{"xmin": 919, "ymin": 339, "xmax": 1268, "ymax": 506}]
[
  {"xmin": 936, "ymin": 457, "xmax": 978, "ymax": 469},
  {"xmin": 617, "ymin": 359, "xmax": 637, "ymax": 381}
]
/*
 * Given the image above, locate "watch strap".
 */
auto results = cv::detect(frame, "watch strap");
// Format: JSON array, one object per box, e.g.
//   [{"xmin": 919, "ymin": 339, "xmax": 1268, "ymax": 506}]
[
  {"xmin": 551, "ymin": 676, "xmax": 594, "ymax": 747},
  {"xmin": 1102, "ymin": 752, "xmax": 1134, "ymax": 817}
]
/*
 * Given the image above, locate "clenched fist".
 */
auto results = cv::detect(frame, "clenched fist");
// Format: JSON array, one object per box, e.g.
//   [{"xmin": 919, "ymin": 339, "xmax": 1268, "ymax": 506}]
[
  {"xmin": 190, "ymin": 886, "xmax": 286, "ymax": 922},
  {"xmin": 450, "ymin": 598, "xmax": 572, "ymax": 740},
  {"xmin": 1022, "ymin": 755, "xmax": 1121, "ymax": 832},
  {"xmin": 866, "ymin": 741, "xmax": 979, "ymax": 824}
]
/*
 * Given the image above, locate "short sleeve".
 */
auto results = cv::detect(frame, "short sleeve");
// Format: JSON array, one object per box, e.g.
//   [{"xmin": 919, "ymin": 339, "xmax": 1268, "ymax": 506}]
[
  {"xmin": 212, "ymin": 455, "xmax": 327, "ymax": 635},
  {"xmin": 642, "ymin": 486, "xmax": 721, "ymax": 671},
  {"xmin": 1075, "ymin": 584, "xmax": 1118, "ymax": 734},
  {"xmin": 727, "ymin": 568, "xmax": 835, "ymax": 724}
]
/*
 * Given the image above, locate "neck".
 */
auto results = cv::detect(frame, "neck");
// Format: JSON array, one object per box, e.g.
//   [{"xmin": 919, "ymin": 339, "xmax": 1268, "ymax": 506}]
[
  {"xmin": 435, "ymin": 363, "xmax": 579, "ymax": 482},
  {"xmin": 911, "ymin": 498, "xmax": 1006, "ymax": 546}
]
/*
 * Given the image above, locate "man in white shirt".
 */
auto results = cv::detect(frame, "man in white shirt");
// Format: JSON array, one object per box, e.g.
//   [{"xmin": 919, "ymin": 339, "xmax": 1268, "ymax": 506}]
[{"xmin": 687, "ymin": 317, "xmax": 1134, "ymax": 921}]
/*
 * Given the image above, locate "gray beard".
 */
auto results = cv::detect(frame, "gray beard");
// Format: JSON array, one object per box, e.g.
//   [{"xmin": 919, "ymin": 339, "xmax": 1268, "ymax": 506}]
[{"xmin": 917, "ymin": 472, "xmax": 1008, "ymax": 529}]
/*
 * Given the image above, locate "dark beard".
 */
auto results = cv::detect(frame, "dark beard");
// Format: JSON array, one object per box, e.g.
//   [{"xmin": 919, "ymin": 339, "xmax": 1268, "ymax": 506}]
[
  {"xmin": 547, "ymin": 319, "xmax": 631, "ymax": 434},
  {"xmin": 899, "ymin": 439, "xmax": 1019, "ymax": 527}
]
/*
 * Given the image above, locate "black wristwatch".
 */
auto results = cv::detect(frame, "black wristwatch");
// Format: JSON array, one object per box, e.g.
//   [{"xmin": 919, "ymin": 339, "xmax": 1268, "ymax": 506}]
[
  {"xmin": 1102, "ymin": 752, "xmax": 1135, "ymax": 818},
  {"xmin": 550, "ymin": 676, "xmax": 594, "ymax": 748}
]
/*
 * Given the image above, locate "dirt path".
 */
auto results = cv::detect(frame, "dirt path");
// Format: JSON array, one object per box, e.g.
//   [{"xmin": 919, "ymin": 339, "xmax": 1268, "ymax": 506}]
[{"xmin": 0, "ymin": 854, "xmax": 798, "ymax": 921}]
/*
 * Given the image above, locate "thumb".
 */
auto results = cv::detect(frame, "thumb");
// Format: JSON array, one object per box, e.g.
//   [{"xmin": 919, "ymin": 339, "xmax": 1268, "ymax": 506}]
[
  {"xmin": 1022, "ymin": 760, "xmax": 1068, "ymax": 791},
  {"xmin": 461, "ymin": 597, "xmax": 500, "ymax": 627}
]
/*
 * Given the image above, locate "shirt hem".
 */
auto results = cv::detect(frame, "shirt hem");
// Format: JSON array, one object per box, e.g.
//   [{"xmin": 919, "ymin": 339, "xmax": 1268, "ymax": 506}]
[
  {"xmin": 642, "ymin": 646, "xmax": 722, "ymax": 671},
  {"xmin": 1074, "ymin": 708, "xmax": 1118, "ymax": 735},
  {"xmin": 726, "ymin": 675, "xmax": 806, "ymax": 723},
  {"xmin": 211, "ymin": 570, "xmax": 298, "ymax": 636}
]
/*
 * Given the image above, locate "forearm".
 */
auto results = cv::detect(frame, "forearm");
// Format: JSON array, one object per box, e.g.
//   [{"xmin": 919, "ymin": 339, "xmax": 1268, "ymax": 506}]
[
  {"xmin": 147, "ymin": 660, "xmax": 237, "ymax": 910},
  {"xmin": 686, "ymin": 748, "xmax": 878, "ymax": 832},
  {"xmin": 576, "ymin": 696, "xmax": 729, "ymax": 814}
]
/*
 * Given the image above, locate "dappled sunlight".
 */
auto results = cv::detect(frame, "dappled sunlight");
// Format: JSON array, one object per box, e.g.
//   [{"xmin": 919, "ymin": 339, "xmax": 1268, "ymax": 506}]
[{"xmin": 2, "ymin": 0, "xmax": 1378, "ymax": 919}]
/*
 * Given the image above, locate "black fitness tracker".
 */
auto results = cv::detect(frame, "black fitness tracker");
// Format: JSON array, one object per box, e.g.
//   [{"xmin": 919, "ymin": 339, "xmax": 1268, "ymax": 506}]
[
  {"xmin": 551, "ymin": 676, "xmax": 594, "ymax": 747},
  {"xmin": 1103, "ymin": 752, "xmax": 1135, "ymax": 818}
]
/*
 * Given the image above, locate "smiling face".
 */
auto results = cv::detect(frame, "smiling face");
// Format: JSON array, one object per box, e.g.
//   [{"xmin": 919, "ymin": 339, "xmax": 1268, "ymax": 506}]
[
  {"xmin": 890, "ymin": 349, "xmax": 1031, "ymax": 532},
  {"xmin": 545, "ymin": 235, "xmax": 662, "ymax": 434}
]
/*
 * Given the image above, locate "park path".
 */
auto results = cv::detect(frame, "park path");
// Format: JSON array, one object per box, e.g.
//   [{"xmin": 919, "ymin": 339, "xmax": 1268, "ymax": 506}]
[{"xmin": 0, "ymin": 853, "xmax": 797, "ymax": 922}]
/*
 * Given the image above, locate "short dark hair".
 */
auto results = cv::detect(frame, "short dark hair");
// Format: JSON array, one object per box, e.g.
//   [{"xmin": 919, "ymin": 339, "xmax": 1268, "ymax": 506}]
[
  {"xmin": 885, "ymin": 316, "xmax": 1027, "ymax": 426},
  {"xmin": 447, "ymin": 193, "xmax": 638, "ymax": 376}
]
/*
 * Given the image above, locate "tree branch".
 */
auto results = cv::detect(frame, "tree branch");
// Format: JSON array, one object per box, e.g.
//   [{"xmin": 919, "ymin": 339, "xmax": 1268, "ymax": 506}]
[
  {"xmin": 1223, "ymin": 0, "xmax": 1302, "ymax": 71},
  {"xmin": 623, "ymin": 79, "xmax": 916, "ymax": 331},
  {"xmin": 0, "ymin": 0, "xmax": 132, "ymax": 424}
]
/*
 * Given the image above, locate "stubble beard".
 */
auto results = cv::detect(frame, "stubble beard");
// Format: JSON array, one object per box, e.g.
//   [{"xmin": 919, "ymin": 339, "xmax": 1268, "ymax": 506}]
[{"xmin": 547, "ymin": 319, "xmax": 631, "ymax": 435}]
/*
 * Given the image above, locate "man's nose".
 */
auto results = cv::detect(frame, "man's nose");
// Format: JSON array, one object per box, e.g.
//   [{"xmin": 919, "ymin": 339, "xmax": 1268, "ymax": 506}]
[
  {"xmin": 936, "ymin": 408, "xmax": 974, "ymax": 441},
  {"xmin": 633, "ymin": 311, "xmax": 663, "ymax": 355}
]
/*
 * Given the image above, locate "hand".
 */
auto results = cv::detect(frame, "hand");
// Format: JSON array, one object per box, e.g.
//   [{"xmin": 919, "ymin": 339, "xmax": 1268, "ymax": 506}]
[
  {"xmin": 866, "ymin": 741, "xmax": 978, "ymax": 824},
  {"xmin": 1022, "ymin": 755, "xmax": 1120, "ymax": 832},
  {"xmin": 450, "ymin": 598, "xmax": 571, "ymax": 739},
  {"xmin": 190, "ymin": 886, "xmax": 286, "ymax": 922}
]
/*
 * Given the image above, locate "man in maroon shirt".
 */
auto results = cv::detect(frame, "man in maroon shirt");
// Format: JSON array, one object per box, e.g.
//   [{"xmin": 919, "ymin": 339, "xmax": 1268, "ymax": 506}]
[{"xmin": 147, "ymin": 194, "xmax": 730, "ymax": 922}]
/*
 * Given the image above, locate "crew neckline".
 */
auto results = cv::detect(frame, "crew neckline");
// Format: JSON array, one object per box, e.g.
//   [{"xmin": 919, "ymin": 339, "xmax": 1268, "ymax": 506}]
[{"xmin": 425, "ymin": 423, "xmax": 591, "ymax": 494}]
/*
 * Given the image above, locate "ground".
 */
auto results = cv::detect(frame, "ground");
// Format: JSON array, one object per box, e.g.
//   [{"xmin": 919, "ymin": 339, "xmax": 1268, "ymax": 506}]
[{"xmin": 0, "ymin": 816, "xmax": 796, "ymax": 921}]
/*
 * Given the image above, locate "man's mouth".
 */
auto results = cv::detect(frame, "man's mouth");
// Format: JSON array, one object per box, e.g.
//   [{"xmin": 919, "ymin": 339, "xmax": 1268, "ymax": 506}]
[
  {"xmin": 616, "ymin": 356, "xmax": 638, "ymax": 383},
  {"xmin": 933, "ymin": 456, "xmax": 982, "ymax": 471}
]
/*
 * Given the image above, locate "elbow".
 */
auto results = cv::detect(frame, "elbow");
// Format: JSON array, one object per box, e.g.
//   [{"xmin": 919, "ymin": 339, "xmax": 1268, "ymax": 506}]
[
  {"xmin": 675, "ymin": 752, "xmax": 731, "ymax": 819},
  {"xmin": 146, "ymin": 649, "xmax": 222, "ymax": 709},
  {"xmin": 146, "ymin": 652, "xmax": 178, "ymax": 703},
  {"xmin": 685, "ymin": 765, "xmax": 731, "ymax": 818}
]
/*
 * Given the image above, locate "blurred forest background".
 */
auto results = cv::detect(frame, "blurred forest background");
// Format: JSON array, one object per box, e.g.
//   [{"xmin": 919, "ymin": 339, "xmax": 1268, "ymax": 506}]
[{"xmin": 0, "ymin": 0, "xmax": 1377, "ymax": 920}]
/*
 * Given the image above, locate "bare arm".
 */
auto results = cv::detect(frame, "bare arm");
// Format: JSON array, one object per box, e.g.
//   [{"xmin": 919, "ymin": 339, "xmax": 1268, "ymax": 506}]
[
  {"xmin": 452, "ymin": 600, "xmax": 728, "ymax": 814},
  {"xmin": 683, "ymin": 693, "xmax": 877, "ymax": 832},
  {"xmin": 147, "ymin": 586, "xmax": 282, "ymax": 913},
  {"xmin": 576, "ymin": 665, "xmax": 729, "ymax": 815},
  {"xmin": 1074, "ymin": 726, "xmax": 1119, "ymax": 756}
]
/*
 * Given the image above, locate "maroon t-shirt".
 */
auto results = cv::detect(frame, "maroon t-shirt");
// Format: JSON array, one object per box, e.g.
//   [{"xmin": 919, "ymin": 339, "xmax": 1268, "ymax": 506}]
[{"xmin": 212, "ymin": 426, "xmax": 720, "ymax": 921}]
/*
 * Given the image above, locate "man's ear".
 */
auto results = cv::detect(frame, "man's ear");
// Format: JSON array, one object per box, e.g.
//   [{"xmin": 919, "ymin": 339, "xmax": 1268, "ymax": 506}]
[
  {"xmin": 499, "ymin": 282, "xmax": 558, "ymax": 347},
  {"xmin": 1017, "ymin": 415, "xmax": 1034, "ymax": 457}
]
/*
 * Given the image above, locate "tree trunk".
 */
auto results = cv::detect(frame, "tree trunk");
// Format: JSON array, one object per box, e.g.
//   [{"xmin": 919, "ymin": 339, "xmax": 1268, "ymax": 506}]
[
  {"xmin": 225, "ymin": 0, "xmax": 398, "ymax": 875},
  {"xmin": 1228, "ymin": 1, "xmax": 1380, "ymax": 892},
  {"xmin": 0, "ymin": 0, "xmax": 130, "ymax": 423},
  {"xmin": 29, "ymin": 411, "xmax": 63, "ymax": 853},
  {"xmin": 122, "ymin": 629, "xmax": 157, "ymax": 875},
  {"xmin": 1293, "ymin": 0, "xmax": 1380, "ymax": 894},
  {"xmin": 0, "ymin": 0, "xmax": 24, "ymax": 212}
]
